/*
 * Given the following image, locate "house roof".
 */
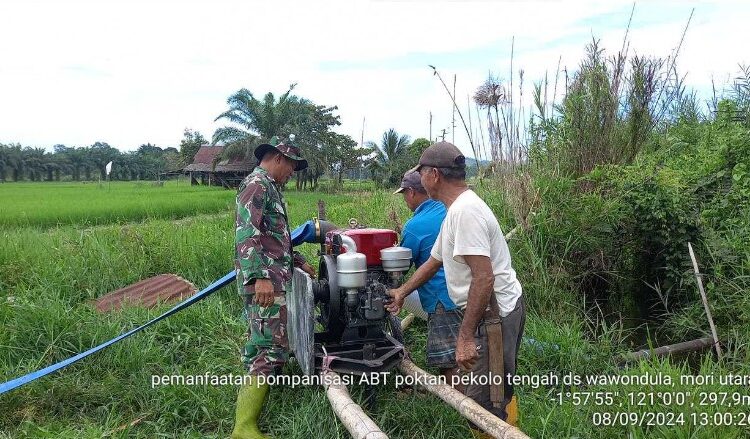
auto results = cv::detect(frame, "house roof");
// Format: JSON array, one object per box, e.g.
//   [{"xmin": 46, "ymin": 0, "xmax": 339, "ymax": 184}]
[{"xmin": 183, "ymin": 145, "xmax": 255, "ymax": 173}]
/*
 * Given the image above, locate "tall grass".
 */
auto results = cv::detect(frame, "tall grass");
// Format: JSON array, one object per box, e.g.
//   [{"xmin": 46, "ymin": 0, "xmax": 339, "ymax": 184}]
[
  {"xmin": 4, "ymin": 184, "xmax": 750, "ymax": 437},
  {"xmin": 529, "ymin": 39, "xmax": 673, "ymax": 177}
]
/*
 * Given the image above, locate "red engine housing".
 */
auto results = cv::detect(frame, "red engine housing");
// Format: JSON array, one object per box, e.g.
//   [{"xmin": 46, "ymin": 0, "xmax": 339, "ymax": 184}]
[{"xmin": 326, "ymin": 228, "xmax": 398, "ymax": 266}]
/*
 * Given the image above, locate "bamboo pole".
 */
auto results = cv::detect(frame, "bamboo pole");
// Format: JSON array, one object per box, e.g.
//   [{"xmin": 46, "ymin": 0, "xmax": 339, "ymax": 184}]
[
  {"xmin": 398, "ymin": 359, "xmax": 530, "ymax": 439},
  {"xmin": 322, "ymin": 370, "xmax": 388, "ymax": 439},
  {"xmin": 400, "ymin": 313, "xmax": 415, "ymax": 330},
  {"xmin": 619, "ymin": 337, "xmax": 714, "ymax": 364},
  {"xmin": 687, "ymin": 242, "xmax": 723, "ymax": 360}
]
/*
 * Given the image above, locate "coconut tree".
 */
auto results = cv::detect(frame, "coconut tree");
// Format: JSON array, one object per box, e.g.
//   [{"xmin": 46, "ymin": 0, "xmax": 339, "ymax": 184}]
[{"xmin": 366, "ymin": 129, "xmax": 411, "ymax": 187}]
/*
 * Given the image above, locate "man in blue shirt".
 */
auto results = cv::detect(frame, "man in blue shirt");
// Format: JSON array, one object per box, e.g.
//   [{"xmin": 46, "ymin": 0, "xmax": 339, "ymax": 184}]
[{"xmin": 394, "ymin": 171, "xmax": 461, "ymax": 382}]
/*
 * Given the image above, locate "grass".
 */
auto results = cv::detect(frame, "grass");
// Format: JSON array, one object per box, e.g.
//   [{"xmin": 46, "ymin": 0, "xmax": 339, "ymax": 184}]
[
  {"xmin": 0, "ymin": 180, "xmax": 233, "ymax": 228},
  {"xmin": 2, "ymin": 183, "xmax": 750, "ymax": 437}
]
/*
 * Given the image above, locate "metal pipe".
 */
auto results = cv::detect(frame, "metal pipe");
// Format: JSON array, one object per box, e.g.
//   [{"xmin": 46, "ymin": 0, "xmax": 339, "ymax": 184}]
[{"xmin": 340, "ymin": 234, "xmax": 357, "ymax": 253}]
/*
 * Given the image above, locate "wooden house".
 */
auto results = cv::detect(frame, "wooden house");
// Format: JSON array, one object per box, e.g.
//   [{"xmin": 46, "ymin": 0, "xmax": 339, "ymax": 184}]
[{"xmin": 182, "ymin": 145, "xmax": 255, "ymax": 188}]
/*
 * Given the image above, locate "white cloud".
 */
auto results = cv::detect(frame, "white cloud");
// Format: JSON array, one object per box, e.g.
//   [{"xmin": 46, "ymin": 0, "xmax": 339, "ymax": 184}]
[{"xmin": 0, "ymin": 0, "xmax": 747, "ymax": 157}]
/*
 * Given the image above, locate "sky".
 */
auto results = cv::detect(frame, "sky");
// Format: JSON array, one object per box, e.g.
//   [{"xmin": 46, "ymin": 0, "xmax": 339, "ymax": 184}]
[{"xmin": 0, "ymin": 0, "xmax": 747, "ymax": 158}]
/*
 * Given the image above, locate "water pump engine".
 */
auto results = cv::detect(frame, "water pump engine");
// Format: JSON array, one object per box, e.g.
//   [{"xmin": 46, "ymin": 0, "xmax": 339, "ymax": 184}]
[{"xmin": 288, "ymin": 222, "xmax": 412, "ymax": 376}]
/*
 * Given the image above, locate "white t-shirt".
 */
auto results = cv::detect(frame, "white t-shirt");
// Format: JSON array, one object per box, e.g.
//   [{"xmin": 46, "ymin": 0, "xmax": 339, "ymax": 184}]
[{"xmin": 430, "ymin": 189, "xmax": 523, "ymax": 317}]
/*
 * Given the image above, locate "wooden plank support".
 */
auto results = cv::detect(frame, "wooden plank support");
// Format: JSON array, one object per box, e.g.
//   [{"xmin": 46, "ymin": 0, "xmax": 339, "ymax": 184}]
[
  {"xmin": 398, "ymin": 359, "xmax": 530, "ymax": 439},
  {"xmin": 322, "ymin": 370, "xmax": 388, "ymax": 439}
]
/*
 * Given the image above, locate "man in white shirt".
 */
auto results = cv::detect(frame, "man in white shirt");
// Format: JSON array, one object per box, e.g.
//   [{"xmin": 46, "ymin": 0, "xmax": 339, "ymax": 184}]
[{"xmin": 387, "ymin": 141, "xmax": 525, "ymax": 429}]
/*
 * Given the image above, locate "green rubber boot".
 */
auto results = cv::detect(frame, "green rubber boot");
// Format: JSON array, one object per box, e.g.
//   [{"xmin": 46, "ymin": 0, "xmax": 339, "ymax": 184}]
[{"xmin": 231, "ymin": 377, "xmax": 270, "ymax": 439}]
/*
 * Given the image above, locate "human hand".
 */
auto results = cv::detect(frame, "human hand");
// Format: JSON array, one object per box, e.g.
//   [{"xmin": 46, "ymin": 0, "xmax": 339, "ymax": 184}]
[
  {"xmin": 300, "ymin": 262, "xmax": 316, "ymax": 279},
  {"xmin": 455, "ymin": 335, "xmax": 479, "ymax": 371},
  {"xmin": 253, "ymin": 278, "xmax": 275, "ymax": 307},
  {"xmin": 385, "ymin": 288, "xmax": 405, "ymax": 315}
]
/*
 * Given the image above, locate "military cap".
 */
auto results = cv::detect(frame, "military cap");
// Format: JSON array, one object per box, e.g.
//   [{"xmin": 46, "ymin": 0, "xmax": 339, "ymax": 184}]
[{"xmin": 254, "ymin": 134, "xmax": 308, "ymax": 171}]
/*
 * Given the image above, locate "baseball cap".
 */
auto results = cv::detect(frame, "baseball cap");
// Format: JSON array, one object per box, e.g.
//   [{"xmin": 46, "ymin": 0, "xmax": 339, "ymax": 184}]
[
  {"xmin": 392, "ymin": 170, "xmax": 425, "ymax": 194},
  {"xmin": 408, "ymin": 141, "xmax": 466, "ymax": 173}
]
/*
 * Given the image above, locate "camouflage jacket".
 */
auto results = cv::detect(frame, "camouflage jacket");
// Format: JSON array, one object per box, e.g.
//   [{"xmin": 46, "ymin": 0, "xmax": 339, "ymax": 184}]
[{"xmin": 235, "ymin": 166, "xmax": 304, "ymax": 295}]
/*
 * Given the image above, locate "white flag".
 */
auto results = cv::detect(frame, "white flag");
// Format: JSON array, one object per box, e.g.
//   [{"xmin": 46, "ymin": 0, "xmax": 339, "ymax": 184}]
[{"xmin": 105, "ymin": 161, "xmax": 113, "ymax": 176}]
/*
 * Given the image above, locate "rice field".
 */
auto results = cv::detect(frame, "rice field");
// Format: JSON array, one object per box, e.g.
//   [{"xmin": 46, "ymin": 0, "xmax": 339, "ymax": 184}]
[
  {"xmin": 0, "ymin": 181, "xmax": 234, "ymax": 228},
  {"xmin": 1, "ymin": 181, "xmax": 748, "ymax": 438}
]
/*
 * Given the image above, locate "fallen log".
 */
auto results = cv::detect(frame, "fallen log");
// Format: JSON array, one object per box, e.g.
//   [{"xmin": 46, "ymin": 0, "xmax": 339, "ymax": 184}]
[
  {"xmin": 322, "ymin": 370, "xmax": 388, "ymax": 439},
  {"xmin": 398, "ymin": 359, "xmax": 530, "ymax": 439},
  {"xmin": 620, "ymin": 337, "xmax": 714, "ymax": 364}
]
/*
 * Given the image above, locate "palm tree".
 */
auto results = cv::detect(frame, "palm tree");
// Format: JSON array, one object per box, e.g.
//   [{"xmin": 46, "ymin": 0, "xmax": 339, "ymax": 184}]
[
  {"xmin": 0, "ymin": 145, "xmax": 7, "ymax": 182},
  {"xmin": 22, "ymin": 147, "xmax": 48, "ymax": 181},
  {"xmin": 213, "ymin": 85, "xmax": 349, "ymax": 192},
  {"xmin": 88, "ymin": 142, "xmax": 120, "ymax": 180},
  {"xmin": 212, "ymin": 84, "xmax": 299, "ymax": 162},
  {"xmin": 50, "ymin": 152, "xmax": 71, "ymax": 181},
  {"xmin": 67, "ymin": 147, "xmax": 90, "ymax": 181},
  {"xmin": 366, "ymin": 129, "xmax": 411, "ymax": 186},
  {"xmin": 6, "ymin": 144, "xmax": 24, "ymax": 181}
]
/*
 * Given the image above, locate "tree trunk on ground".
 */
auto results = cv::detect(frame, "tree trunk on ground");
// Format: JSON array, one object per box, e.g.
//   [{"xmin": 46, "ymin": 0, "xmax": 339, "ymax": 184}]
[
  {"xmin": 619, "ymin": 337, "xmax": 714, "ymax": 364},
  {"xmin": 398, "ymin": 359, "xmax": 530, "ymax": 439},
  {"xmin": 322, "ymin": 370, "xmax": 388, "ymax": 439}
]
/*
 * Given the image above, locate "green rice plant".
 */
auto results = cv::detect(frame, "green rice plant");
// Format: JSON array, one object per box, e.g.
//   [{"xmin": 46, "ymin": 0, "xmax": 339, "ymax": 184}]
[{"xmin": 0, "ymin": 181, "xmax": 233, "ymax": 228}]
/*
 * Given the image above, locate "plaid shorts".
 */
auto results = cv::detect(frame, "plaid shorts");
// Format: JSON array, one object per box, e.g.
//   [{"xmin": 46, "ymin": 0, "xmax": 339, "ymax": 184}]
[{"xmin": 426, "ymin": 302, "xmax": 464, "ymax": 368}]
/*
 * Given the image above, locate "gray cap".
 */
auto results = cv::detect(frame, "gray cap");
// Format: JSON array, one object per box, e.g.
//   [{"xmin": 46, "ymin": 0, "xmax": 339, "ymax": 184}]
[
  {"xmin": 393, "ymin": 170, "xmax": 424, "ymax": 194},
  {"xmin": 409, "ymin": 141, "xmax": 466, "ymax": 173}
]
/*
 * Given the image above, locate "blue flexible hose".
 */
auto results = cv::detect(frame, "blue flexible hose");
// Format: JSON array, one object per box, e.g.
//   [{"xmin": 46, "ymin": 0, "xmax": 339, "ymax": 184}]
[{"xmin": 0, "ymin": 270, "xmax": 237, "ymax": 395}]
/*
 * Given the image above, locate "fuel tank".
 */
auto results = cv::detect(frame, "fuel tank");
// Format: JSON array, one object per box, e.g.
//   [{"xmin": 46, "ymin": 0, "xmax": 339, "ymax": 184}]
[{"xmin": 326, "ymin": 228, "xmax": 398, "ymax": 266}]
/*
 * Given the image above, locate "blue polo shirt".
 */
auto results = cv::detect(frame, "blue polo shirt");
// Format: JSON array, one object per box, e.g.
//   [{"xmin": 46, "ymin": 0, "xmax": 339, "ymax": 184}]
[{"xmin": 400, "ymin": 199, "xmax": 456, "ymax": 313}]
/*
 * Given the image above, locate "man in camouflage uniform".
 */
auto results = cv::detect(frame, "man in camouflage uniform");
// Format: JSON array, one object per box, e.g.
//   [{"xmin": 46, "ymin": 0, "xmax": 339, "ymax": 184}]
[{"xmin": 232, "ymin": 135, "xmax": 312, "ymax": 439}]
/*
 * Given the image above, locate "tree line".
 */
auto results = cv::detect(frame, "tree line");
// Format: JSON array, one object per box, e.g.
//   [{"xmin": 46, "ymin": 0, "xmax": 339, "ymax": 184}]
[
  {"xmin": 0, "ymin": 83, "xmax": 446, "ymax": 187},
  {"xmin": 0, "ymin": 141, "xmax": 193, "ymax": 182}
]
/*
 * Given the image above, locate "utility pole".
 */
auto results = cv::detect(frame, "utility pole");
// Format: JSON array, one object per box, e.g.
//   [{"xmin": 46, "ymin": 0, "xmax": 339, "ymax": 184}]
[
  {"xmin": 452, "ymin": 74, "xmax": 456, "ymax": 144},
  {"xmin": 360, "ymin": 116, "xmax": 366, "ymax": 181},
  {"xmin": 429, "ymin": 111, "xmax": 432, "ymax": 142},
  {"xmin": 361, "ymin": 116, "xmax": 366, "ymax": 148}
]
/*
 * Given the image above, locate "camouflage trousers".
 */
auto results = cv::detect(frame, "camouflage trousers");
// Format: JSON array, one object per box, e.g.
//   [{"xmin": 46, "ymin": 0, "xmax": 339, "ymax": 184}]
[{"xmin": 242, "ymin": 291, "xmax": 289, "ymax": 377}]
